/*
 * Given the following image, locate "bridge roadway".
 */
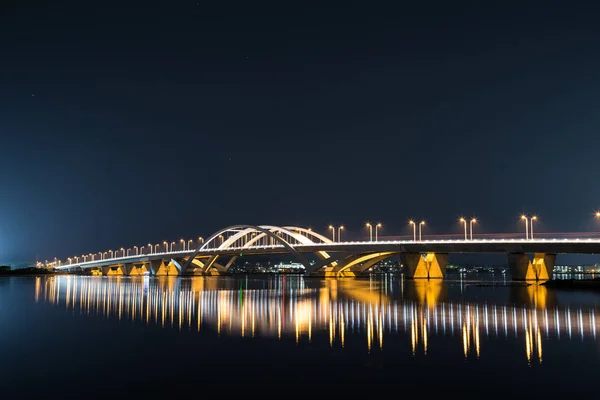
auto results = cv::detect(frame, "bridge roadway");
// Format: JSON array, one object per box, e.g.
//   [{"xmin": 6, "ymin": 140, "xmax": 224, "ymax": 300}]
[{"xmin": 54, "ymin": 233, "xmax": 600, "ymax": 280}]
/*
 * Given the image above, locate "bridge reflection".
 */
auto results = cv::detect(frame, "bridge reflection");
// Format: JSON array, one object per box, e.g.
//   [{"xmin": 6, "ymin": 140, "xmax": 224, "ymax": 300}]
[{"xmin": 35, "ymin": 276, "xmax": 598, "ymax": 364}]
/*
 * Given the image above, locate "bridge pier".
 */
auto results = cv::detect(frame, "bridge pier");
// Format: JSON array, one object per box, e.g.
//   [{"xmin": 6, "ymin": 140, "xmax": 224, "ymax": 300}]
[
  {"xmin": 401, "ymin": 253, "xmax": 448, "ymax": 279},
  {"xmin": 123, "ymin": 263, "xmax": 151, "ymax": 276},
  {"xmin": 155, "ymin": 260, "xmax": 181, "ymax": 276},
  {"xmin": 102, "ymin": 265, "xmax": 125, "ymax": 276},
  {"xmin": 507, "ymin": 253, "xmax": 555, "ymax": 281}
]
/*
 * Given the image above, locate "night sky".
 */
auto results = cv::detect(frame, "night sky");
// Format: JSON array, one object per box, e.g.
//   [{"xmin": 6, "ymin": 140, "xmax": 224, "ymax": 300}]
[{"xmin": 2, "ymin": 1, "xmax": 600, "ymax": 265}]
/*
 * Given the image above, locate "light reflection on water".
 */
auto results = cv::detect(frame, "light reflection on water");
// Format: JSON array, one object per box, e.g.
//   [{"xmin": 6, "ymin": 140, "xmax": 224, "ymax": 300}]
[{"xmin": 35, "ymin": 274, "xmax": 600, "ymax": 365}]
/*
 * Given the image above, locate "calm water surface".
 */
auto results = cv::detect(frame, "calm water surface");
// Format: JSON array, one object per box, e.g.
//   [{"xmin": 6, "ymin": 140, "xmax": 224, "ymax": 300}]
[{"xmin": 1, "ymin": 274, "xmax": 599, "ymax": 397}]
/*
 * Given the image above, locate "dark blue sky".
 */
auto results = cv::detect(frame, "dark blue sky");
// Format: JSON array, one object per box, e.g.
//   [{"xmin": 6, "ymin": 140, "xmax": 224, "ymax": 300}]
[{"xmin": 2, "ymin": 1, "xmax": 600, "ymax": 265}]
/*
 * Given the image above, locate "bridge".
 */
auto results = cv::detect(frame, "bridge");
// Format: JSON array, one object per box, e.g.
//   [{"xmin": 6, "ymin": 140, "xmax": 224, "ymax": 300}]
[{"xmin": 52, "ymin": 224, "xmax": 600, "ymax": 280}]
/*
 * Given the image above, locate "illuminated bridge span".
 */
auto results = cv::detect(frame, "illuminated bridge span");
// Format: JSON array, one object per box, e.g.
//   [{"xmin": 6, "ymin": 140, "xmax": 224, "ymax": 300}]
[
  {"xmin": 53, "ymin": 224, "xmax": 600, "ymax": 280},
  {"xmin": 37, "ymin": 276, "xmax": 599, "ymax": 363}
]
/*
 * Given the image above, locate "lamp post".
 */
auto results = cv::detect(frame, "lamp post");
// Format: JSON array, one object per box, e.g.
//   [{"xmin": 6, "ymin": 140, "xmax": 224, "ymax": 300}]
[
  {"xmin": 459, "ymin": 218, "xmax": 467, "ymax": 240},
  {"xmin": 120, "ymin": 248, "xmax": 125, "ymax": 257},
  {"xmin": 134, "ymin": 246, "xmax": 139, "ymax": 255},
  {"xmin": 408, "ymin": 220, "xmax": 416, "ymax": 241},
  {"xmin": 109, "ymin": 250, "xmax": 113, "ymax": 258},
  {"xmin": 375, "ymin": 223, "xmax": 382, "ymax": 241},
  {"xmin": 198, "ymin": 236, "xmax": 204, "ymax": 244},
  {"xmin": 148, "ymin": 243, "xmax": 153, "ymax": 254},
  {"xmin": 154, "ymin": 244, "xmax": 160, "ymax": 253},
  {"xmin": 521, "ymin": 215, "xmax": 529, "ymax": 240},
  {"xmin": 419, "ymin": 221, "xmax": 425, "ymax": 241},
  {"xmin": 188, "ymin": 239, "xmax": 193, "ymax": 251},
  {"xmin": 366, "ymin": 223, "xmax": 372, "ymax": 241},
  {"xmin": 170, "ymin": 241, "xmax": 176, "ymax": 252},
  {"xmin": 180, "ymin": 239, "xmax": 185, "ymax": 251},
  {"xmin": 338, "ymin": 226, "xmax": 344, "ymax": 242},
  {"xmin": 530, "ymin": 216, "xmax": 537, "ymax": 240},
  {"xmin": 163, "ymin": 241, "xmax": 168, "ymax": 252},
  {"xmin": 470, "ymin": 218, "xmax": 477, "ymax": 240},
  {"xmin": 328, "ymin": 225, "xmax": 335, "ymax": 242}
]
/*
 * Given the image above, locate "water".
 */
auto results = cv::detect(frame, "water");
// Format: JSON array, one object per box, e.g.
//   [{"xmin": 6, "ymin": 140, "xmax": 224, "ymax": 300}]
[{"xmin": 1, "ymin": 274, "xmax": 599, "ymax": 397}]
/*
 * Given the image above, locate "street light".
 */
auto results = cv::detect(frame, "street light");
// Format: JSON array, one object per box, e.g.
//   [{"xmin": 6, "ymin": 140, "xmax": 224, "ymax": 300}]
[
  {"xmin": 530, "ymin": 216, "xmax": 537, "ymax": 240},
  {"xmin": 148, "ymin": 243, "xmax": 153, "ymax": 254},
  {"xmin": 365, "ymin": 223, "xmax": 373, "ymax": 241},
  {"xmin": 120, "ymin": 247, "xmax": 125, "ymax": 257},
  {"xmin": 338, "ymin": 226, "xmax": 344, "ymax": 242},
  {"xmin": 328, "ymin": 225, "xmax": 335, "ymax": 242},
  {"xmin": 459, "ymin": 218, "xmax": 467, "ymax": 240},
  {"xmin": 409, "ymin": 220, "xmax": 416, "ymax": 241},
  {"xmin": 419, "ymin": 221, "xmax": 425, "ymax": 241},
  {"xmin": 163, "ymin": 241, "xmax": 168, "ymax": 252},
  {"xmin": 470, "ymin": 218, "xmax": 477, "ymax": 240},
  {"xmin": 170, "ymin": 241, "xmax": 176, "ymax": 252},
  {"xmin": 521, "ymin": 215, "xmax": 529, "ymax": 240},
  {"xmin": 188, "ymin": 239, "xmax": 193, "ymax": 251},
  {"xmin": 375, "ymin": 223, "xmax": 382, "ymax": 241},
  {"xmin": 198, "ymin": 236, "xmax": 204, "ymax": 244},
  {"xmin": 133, "ymin": 246, "xmax": 139, "ymax": 255},
  {"xmin": 180, "ymin": 239, "xmax": 185, "ymax": 251}
]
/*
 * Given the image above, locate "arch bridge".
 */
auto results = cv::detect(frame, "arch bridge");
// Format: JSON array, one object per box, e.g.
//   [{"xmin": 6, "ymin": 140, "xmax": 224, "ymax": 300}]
[{"xmin": 54, "ymin": 224, "xmax": 600, "ymax": 280}]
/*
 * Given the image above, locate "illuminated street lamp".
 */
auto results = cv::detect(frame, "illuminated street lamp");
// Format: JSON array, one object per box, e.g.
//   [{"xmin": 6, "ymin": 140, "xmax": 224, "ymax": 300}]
[
  {"xmin": 154, "ymin": 243, "xmax": 160, "ymax": 253},
  {"xmin": 328, "ymin": 225, "xmax": 336, "ymax": 242},
  {"xmin": 530, "ymin": 216, "xmax": 537, "ymax": 240},
  {"xmin": 180, "ymin": 239, "xmax": 185, "ymax": 251},
  {"xmin": 596, "ymin": 211, "xmax": 600, "ymax": 218},
  {"xmin": 148, "ymin": 243, "xmax": 153, "ymax": 254},
  {"xmin": 163, "ymin": 241, "xmax": 168, "ymax": 252},
  {"xmin": 170, "ymin": 241, "xmax": 176, "ymax": 252},
  {"xmin": 109, "ymin": 250, "xmax": 114, "ymax": 258},
  {"xmin": 120, "ymin": 248, "xmax": 125, "ymax": 257},
  {"xmin": 470, "ymin": 218, "xmax": 477, "ymax": 240},
  {"xmin": 337, "ymin": 226, "xmax": 344, "ymax": 242},
  {"xmin": 409, "ymin": 220, "xmax": 416, "ymax": 241},
  {"xmin": 521, "ymin": 215, "xmax": 529, "ymax": 240},
  {"xmin": 459, "ymin": 218, "xmax": 467, "ymax": 240},
  {"xmin": 198, "ymin": 236, "xmax": 204, "ymax": 244},
  {"xmin": 133, "ymin": 246, "xmax": 139, "ymax": 255},
  {"xmin": 68, "ymin": 257, "xmax": 72, "ymax": 265},
  {"xmin": 365, "ymin": 223, "xmax": 373, "ymax": 241},
  {"xmin": 188, "ymin": 239, "xmax": 193, "ymax": 251},
  {"xmin": 375, "ymin": 223, "xmax": 382, "ymax": 241},
  {"xmin": 419, "ymin": 221, "xmax": 425, "ymax": 241}
]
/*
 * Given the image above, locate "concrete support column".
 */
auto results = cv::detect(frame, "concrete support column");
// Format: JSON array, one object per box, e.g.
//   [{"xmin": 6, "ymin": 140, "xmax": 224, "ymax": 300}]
[
  {"xmin": 508, "ymin": 253, "xmax": 555, "ymax": 281},
  {"xmin": 401, "ymin": 252, "xmax": 448, "ymax": 279},
  {"xmin": 123, "ymin": 264, "xmax": 134, "ymax": 276}
]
